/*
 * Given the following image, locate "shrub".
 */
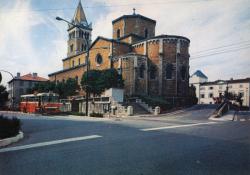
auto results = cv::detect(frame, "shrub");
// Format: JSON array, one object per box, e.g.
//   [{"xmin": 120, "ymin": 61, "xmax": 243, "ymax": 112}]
[
  {"xmin": 70, "ymin": 112, "xmax": 86, "ymax": 116},
  {"xmin": 89, "ymin": 112, "xmax": 103, "ymax": 118},
  {"xmin": 0, "ymin": 115, "xmax": 21, "ymax": 139}
]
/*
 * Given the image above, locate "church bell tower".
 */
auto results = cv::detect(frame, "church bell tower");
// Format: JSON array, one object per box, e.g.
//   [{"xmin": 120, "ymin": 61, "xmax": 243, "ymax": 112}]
[{"xmin": 67, "ymin": 1, "xmax": 92, "ymax": 57}]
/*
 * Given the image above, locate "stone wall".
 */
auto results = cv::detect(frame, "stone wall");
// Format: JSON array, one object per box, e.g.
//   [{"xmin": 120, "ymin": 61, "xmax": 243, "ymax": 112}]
[{"xmin": 113, "ymin": 17, "xmax": 155, "ymax": 39}]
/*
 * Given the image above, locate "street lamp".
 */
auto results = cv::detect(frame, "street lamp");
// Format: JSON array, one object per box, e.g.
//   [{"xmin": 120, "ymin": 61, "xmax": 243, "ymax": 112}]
[
  {"xmin": 56, "ymin": 16, "xmax": 91, "ymax": 116},
  {"xmin": 0, "ymin": 70, "xmax": 15, "ymax": 109}
]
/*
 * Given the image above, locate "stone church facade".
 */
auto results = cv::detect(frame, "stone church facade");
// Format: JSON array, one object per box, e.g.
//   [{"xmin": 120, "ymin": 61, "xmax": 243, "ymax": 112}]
[{"xmin": 49, "ymin": 1, "xmax": 190, "ymax": 99}]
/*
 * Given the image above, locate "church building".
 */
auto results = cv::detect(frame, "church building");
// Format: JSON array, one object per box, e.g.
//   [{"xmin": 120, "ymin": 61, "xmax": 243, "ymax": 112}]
[{"xmin": 48, "ymin": 1, "xmax": 190, "ymax": 99}]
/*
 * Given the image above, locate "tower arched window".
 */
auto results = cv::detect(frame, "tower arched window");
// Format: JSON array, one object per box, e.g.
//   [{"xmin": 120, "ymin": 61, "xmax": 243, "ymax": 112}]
[
  {"xmin": 139, "ymin": 64, "xmax": 145, "ymax": 79},
  {"xmin": 117, "ymin": 29, "xmax": 120, "ymax": 38},
  {"xmin": 78, "ymin": 58, "xmax": 81, "ymax": 65},
  {"xmin": 145, "ymin": 28, "xmax": 148, "ymax": 38},
  {"xmin": 70, "ymin": 44, "xmax": 74, "ymax": 52},
  {"xmin": 149, "ymin": 65, "xmax": 157, "ymax": 79},
  {"xmin": 166, "ymin": 63, "xmax": 173, "ymax": 79}
]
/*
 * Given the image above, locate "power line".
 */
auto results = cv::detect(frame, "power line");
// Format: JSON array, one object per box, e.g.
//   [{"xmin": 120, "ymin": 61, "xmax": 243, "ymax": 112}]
[
  {"xmin": 190, "ymin": 45, "xmax": 250, "ymax": 60},
  {"xmin": 191, "ymin": 43, "xmax": 250, "ymax": 57},
  {"xmin": 191, "ymin": 40, "xmax": 250, "ymax": 55}
]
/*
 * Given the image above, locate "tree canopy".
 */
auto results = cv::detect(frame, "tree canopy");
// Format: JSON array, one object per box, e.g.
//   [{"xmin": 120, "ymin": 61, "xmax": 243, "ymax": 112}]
[
  {"xmin": 81, "ymin": 68, "xmax": 124, "ymax": 96},
  {"xmin": 31, "ymin": 78, "xmax": 79, "ymax": 99}
]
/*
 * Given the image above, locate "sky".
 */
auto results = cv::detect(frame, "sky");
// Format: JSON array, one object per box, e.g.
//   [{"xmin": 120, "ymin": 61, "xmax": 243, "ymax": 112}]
[{"xmin": 0, "ymin": 0, "xmax": 249, "ymax": 86}]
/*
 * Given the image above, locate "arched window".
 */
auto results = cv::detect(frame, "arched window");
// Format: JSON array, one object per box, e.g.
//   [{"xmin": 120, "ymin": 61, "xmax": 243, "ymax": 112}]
[
  {"xmin": 166, "ymin": 63, "xmax": 173, "ymax": 79},
  {"xmin": 72, "ymin": 60, "xmax": 75, "ymax": 67},
  {"xmin": 145, "ymin": 28, "xmax": 148, "ymax": 38},
  {"xmin": 70, "ymin": 44, "xmax": 74, "ymax": 52},
  {"xmin": 149, "ymin": 65, "xmax": 157, "ymax": 79},
  {"xmin": 96, "ymin": 54, "xmax": 103, "ymax": 64},
  {"xmin": 181, "ymin": 66, "xmax": 187, "ymax": 80},
  {"xmin": 78, "ymin": 58, "xmax": 81, "ymax": 65},
  {"xmin": 117, "ymin": 29, "xmax": 120, "ymax": 38},
  {"xmin": 139, "ymin": 64, "xmax": 145, "ymax": 79}
]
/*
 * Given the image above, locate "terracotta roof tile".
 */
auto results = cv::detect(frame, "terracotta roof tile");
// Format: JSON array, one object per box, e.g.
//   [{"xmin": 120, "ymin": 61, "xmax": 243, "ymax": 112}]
[{"xmin": 19, "ymin": 73, "xmax": 48, "ymax": 81}]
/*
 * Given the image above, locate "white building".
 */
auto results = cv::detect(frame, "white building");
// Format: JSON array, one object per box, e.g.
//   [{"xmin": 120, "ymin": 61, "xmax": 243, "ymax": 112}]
[
  {"xmin": 189, "ymin": 70, "xmax": 208, "ymax": 104},
  {"xmin": 190, "ymin": 70, "xmax": 250, "ymax": 107}
]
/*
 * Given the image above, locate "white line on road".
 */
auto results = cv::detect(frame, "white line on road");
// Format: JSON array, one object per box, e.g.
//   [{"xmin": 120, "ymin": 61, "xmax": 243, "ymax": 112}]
[
  {"xmin": 0, "ymin": 135, "xmax": 102, "ymax": 153},
  {"xmin": 141, "ymin": 122, "xmax": 217, "ymax": 131}
]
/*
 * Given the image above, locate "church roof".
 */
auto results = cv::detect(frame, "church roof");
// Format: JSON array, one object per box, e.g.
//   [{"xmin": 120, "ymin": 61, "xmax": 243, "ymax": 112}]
[
  {"xmin": 112, "ymin": 14, "xmax": 156, "ymax": 24},
  {"xmin": 73, "ymin": 1, "xmax": 87, "ymax": 25},
  {"xmin": 192, "ymin": 70, "xmax": 208, "ymax": 79}
]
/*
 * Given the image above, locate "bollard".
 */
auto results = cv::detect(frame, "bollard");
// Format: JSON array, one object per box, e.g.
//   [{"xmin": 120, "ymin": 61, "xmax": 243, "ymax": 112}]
[
  {"xmin": 154, "ymin": 106, "xmax": 160, "ymax": 115},
  {"xmin": 127, "ymin": 106, "xmax": 133, "ymax": 116}
]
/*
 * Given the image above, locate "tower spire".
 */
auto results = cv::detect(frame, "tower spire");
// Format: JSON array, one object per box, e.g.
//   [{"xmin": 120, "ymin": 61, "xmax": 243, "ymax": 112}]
[{"xmin": 73, "ymin": 0, "xmax": 87, "ymax": 25}]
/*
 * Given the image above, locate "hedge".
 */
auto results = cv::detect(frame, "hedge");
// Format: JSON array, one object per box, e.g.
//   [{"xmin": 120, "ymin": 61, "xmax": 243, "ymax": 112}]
[{"xmin": 0, "ymin": 115, "xmax": 21, "ymax": 139}]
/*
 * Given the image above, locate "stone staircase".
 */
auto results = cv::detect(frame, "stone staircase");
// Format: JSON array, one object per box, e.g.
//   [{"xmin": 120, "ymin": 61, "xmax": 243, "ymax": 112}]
[
  {"xmin": 129, "ymin": 102, "xmax": 151, "ymax": 115},
  {"xmin": 110, "ymin": 97, "xmax": 154, "ymax": 117}
]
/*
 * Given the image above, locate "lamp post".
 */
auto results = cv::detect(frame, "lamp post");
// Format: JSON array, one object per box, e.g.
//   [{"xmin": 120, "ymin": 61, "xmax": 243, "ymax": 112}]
[
  {"xmin": 0, "ymin": 70, "xmax": 15, "ymax": 109},
  {"xmin": 56, "ymin": 16, "xmax": 90, "ymax": 116}
]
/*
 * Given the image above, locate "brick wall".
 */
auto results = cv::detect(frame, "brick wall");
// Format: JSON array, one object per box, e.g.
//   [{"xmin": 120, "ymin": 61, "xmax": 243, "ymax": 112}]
[
  {"xmin": 63, "ymin": 53, "xmax": 86, "ymax": 70},
  {"xmin": 49, "ymin": 66, "xmax": 86, "ymax": 85}
]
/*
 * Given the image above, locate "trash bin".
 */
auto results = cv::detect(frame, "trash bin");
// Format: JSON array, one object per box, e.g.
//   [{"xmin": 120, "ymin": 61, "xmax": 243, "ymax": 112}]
[{"xmin": 154, "ymin": 106, "xmax": 160, "ymax": 115}]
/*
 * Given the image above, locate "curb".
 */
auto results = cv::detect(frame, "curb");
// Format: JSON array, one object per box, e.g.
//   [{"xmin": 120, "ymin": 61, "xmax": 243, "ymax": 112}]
[
  {"xmin": 0, "ymin": 131, "xmax": 24, "ymax": 148},
  {"xmin": 0, "ymin": 111, "xmax": 41, "ymax": 117}
]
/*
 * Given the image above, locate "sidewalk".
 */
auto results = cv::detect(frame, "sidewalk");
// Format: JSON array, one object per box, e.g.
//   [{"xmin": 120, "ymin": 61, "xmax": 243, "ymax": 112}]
[{"xmin": 0, "ymin": 111, "xmax": 111, "ymax": 122}]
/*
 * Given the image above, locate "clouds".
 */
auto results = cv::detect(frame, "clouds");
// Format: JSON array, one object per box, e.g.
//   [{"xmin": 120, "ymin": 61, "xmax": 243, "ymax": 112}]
[
  {"xmin": 0, "ymin": 0, "xmax": 249, "ymax": 87},
  {"xmin": 0, "ymin": 0, "xmax": 68, "ymax": 85}
]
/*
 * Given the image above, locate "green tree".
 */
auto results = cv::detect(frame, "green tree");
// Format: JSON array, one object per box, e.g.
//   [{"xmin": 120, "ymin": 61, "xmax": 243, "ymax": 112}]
[
  {"xmin": 81, "ymin": 70, "xmax": 103, "ymax": 96},
  {"xmin": 81, "ymin": 68, "xmax": 124, "ymax": 96},
  {"xmin": 31, "ymin": 79, "xmax": 79, "ymax": 99},
  {"xmin": 0, "ymin": 85, "xmax": 9, "ymax": 109},
  {"xmin": 188, "ymin": 85, "xmax": 198, "ymax": 105},
  {"xmin": 102, "ymin": 69, "xmax": 124, "ymax": 89},
  {"xmin": 61, "ymin": 78, "xmax": 79, "ymax": 98},
  {"xmin": 32, "ymin": 81, "xmax": 56, "ymax": 93}
]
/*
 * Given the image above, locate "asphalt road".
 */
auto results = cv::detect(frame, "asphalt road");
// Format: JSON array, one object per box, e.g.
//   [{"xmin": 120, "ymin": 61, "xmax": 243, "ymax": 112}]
[{"xmin": 0, "ymin": 105, "xmax": 250, "ymax": 175}]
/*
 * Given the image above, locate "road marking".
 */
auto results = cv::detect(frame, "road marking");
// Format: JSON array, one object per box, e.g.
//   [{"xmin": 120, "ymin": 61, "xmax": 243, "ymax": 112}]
[
  {"xmin": 141, "ymin": 122, "xmax": 217, "ymax": 131},
  {"xmin": 0, "ymin": 135, "xmax": 102, "ymax": 153}
]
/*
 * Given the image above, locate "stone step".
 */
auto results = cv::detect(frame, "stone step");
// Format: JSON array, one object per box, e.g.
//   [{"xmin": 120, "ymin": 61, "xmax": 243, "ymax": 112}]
[{"xmin": 128, "ymin": 102, "xmax": 150, "ymax": 115}]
